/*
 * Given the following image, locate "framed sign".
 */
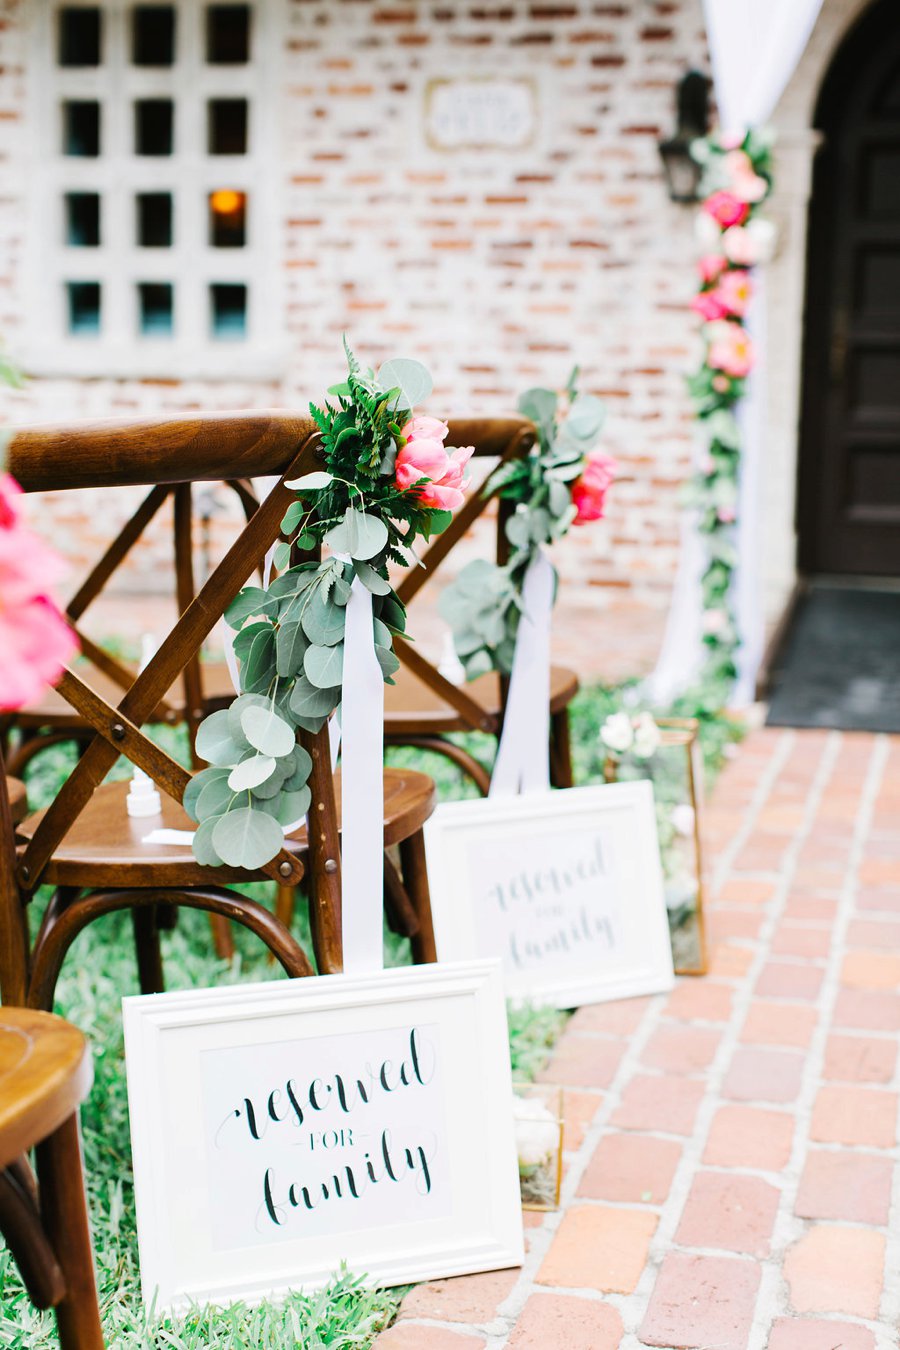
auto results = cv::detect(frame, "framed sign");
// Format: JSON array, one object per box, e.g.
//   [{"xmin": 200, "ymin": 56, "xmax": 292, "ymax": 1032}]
[
  {"xmin": 123, "ymin": 961, "xmax": 523, "ymax": 1313},
  {"xmin": 424, "ymin": 77, "xmax": 538, "ymax": 151},
  {"xmin": 424, "ymin": 782, "xmax": 675, "ymax": 1009}
]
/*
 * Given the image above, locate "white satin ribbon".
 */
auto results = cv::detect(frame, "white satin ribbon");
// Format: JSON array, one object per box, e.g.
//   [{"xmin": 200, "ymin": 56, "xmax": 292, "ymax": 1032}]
[
  {"xmin": 489, "ymin": 549, "xmax": 554, "ymax": 798},
  {"xmin": 337, "ymin": 575, "xmax": 385, "ymax": 974}
]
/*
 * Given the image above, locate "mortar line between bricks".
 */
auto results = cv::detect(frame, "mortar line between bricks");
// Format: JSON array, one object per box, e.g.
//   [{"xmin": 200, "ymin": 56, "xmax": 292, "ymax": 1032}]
[{"xmin": 758, "ymin": 734, "xmax": 892, "ymax": 1350}]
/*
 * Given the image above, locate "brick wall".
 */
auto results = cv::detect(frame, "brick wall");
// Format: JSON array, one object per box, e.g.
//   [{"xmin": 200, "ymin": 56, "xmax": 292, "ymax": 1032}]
[{"xmin": 0, "ymin": 0, "xmax": 711, "ymax": 675}]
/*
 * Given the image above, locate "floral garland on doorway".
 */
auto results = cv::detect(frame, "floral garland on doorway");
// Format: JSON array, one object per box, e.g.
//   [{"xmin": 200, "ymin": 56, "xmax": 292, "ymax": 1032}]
[{"xmin": 684, "ymin": 129, "xmax": 775, "ymax": 707}]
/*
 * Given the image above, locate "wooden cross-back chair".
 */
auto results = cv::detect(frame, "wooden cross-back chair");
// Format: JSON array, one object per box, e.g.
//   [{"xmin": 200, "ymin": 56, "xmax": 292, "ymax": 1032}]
[
  {"xmin": 0, "ymin": 769, "xmax": 104, "ymax": 1348},
  {"xmin": 2, "ymin": 412, "xmax": 437, "ymax": 1012},
  {"xmin": 1, "ymin": 473, "xmax": 261, "ymax": 778},
  {"xmin": 384, "ymin": 416, "xmax": 580, "ymax": 794}
]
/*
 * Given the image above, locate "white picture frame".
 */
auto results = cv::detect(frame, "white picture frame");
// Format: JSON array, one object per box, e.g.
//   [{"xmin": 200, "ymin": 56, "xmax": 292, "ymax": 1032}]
[
  {"xmin": 424, "ymin": 782, "xmax": 675, "ymax": 1009},
  {"xmin": 123, "ymin": 960, "xmax": 523, "ymax": 1314}
]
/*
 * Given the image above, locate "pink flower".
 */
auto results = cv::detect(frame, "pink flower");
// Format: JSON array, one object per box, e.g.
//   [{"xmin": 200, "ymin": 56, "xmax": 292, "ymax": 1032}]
[
  {"xmin": 712, "ymin": 374, "xmax": 731, "ymax": 393},
  {"xmin": 717, "ymin": 505, "xmax": 737, "ymax": 523},
  {"xmin": 723, "ymin": 218, "xmax": 777, "ymax": 266},
  {"xmin": 724, "ymin": 150, "xmax": 768, "ymax": 204},
  {"xmin": 691, "ymin": 289, "xmax": 729, "ymax": 322},
  {"xmin": 706, "ymin": 321, "xmax": 754, "ymax": 379},
  {"xmin": 718, "ymin": 130, "xmax": 745, "ymax": 151},
  {"xmin": 0, "ymin": 472, "xmax": 78, "ymax": 711},
  {"xmin": 395, "ymin": 419, "xmax": 474, "ymax": 511},
  {"xmin": 571, "ymin": 450, "xmax": 618, "ymax": 525},
  {"xmin": 698, "ymin": 254, "xmax": 727, "ymax": 285},
  {"xmin": 715, "ymin": 269, "xmax": 753, "ymax": 317},
  {"xmin": 702, "ymin": 191, "xmax": 750, "ymax": 230}
]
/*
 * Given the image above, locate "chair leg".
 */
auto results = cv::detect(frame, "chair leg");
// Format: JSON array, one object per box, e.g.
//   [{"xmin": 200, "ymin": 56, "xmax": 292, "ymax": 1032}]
[
  {"xmin": 131, "ymin": 905, "xmax": 164, "ymax": 995},
  {"xmin": 35, "ymin": 1114, "xmax": 105, "ymax": 1350},
  {"xmin": 208, "ymin": 912, "xmax": 235, "ymax": 961},
  {"xmin": 399, "ymin": 829, "xmax": 437, "ymax": 964},
  {"xmin": 550, "ymin": 708, "xmax": 575, "ymax": 788}
]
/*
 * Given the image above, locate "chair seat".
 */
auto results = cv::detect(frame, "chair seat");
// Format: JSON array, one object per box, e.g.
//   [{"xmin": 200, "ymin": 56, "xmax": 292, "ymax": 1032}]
[
  {"xmin": 0, "ymin": 1009, "xmax": 92, "ymax": 1169},
  {"xmin": 13, "ymin": 661, "xmax": 236, "ymax": 730},
  {"xmin": 16, "ymin": 769, "xmax": 436, "ymax": 889},
  {"xmin": 384, "ymin": 662, "xmax": 579, "ymax": 735},
  {"xmin": 7, "ymin": 777, "xmax": 27, "ymax": 826}
]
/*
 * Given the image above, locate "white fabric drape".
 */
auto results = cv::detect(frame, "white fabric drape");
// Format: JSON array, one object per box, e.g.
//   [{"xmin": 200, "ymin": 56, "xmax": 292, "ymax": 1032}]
[
  {"xmin": 489, "ymin": 550, "xmax": 554, "ymax": 798},
  {"xmin": 648, "ymin": 0, "xmax": 823, "ymax": 708}
]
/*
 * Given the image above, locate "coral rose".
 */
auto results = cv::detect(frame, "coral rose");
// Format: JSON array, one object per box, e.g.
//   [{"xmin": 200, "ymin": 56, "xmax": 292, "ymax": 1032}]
[
  {"xmin": 0, "ymin": 473, "xmax": 78, "ymax": 711},
  {"xmin": 691, "ymin": 289, "xmax": 729, "ymax": 322},
  {"xmin": 702, "ymin": 190, "xmax": 750, "ymax": 230},
  {"xmin": 706, "ymin": 322, "xmax": 754, "ymax": 379},
  {"xmin": 571, "ymin": 449, "xmax": 618, "ymax": 525},
  {"xmin": 395, "ymin": 419, "xmax": 474, "ymax": 512}
]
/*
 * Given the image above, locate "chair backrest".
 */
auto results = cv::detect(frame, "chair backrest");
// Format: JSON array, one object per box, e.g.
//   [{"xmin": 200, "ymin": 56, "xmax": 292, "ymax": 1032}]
[
  {"xmin": 6, "ymin": 412, "xmax": 321, "ymax": 900},
  {"xmin": 0, "ymin": 757, "xmax": 30, "ymax": 1005},
  {"xmin": 390, "ymin": 415, "xmax": 537, "ymax": 733}
]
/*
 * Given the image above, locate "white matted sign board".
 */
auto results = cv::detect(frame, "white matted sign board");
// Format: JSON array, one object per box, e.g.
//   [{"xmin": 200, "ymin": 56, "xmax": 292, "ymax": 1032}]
[
  {"xmin": 425, "ymin": 782, "xmax": 675, "ymax": 1009},
  {"xmin": 123, "ymin": 960, "xmax": 523, "ymax": 1313}
]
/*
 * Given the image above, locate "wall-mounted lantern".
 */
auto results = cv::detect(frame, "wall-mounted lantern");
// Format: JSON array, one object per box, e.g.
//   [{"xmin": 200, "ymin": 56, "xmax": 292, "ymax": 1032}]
[{"xmin": 658, "ymin": 71, "xmax": 710, "ymax": 203}]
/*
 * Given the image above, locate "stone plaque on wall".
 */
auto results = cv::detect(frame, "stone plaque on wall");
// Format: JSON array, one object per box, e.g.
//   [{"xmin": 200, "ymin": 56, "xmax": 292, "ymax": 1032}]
[{"xmin": 424, "ymin": 77, "xmax": 538, "ymax": 151}]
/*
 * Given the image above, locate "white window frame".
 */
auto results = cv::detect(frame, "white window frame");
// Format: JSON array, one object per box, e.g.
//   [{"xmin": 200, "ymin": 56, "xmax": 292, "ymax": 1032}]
[{"xmin": 23, "ymin": 0, "xmax": 286, "ymax": 380}]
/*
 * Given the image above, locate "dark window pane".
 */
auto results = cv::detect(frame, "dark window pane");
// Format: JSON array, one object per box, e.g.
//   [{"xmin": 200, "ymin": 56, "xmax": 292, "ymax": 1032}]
[
  {"xmin": 206, "ymin": 5, "xmax": 250, "ymax": 63},
  {"xmin": 62, "ymin": 100, "xmax": 100, "ymax": 156},
  {"xmin": 136, "ymin": 192, "xmax": 172, "ymax": 246},
  {"xmin": 209, "ymin": 189, "xmax": 246, "ymax": 246},
  {"xmin": 132, "ymin": 5, "xmax": 175, "ymax": 64},
  {"xmin": 210, "ymin": 283, "xmax": 246, "ymax": 338},
  {"xmin": 67, "ymin": 281, "xmax": 101, "ymax": 335},
  {"xmin": 65, "ymin": 192, "xmax": 100, "ymax": 246},
  {"xmin": 58, "ymin": 7, "xmax": 101, "ymax": 65},
  {"xmin": 138, "ymin": 282, "xmax": 173, "ymax": 335},
  {"xmin": 135, "ymin": 99, "xmax": 173, "ymax": 155},
  {"xmin": 208, "ymin": 98, "xmax": 247, "ymax": 155}
]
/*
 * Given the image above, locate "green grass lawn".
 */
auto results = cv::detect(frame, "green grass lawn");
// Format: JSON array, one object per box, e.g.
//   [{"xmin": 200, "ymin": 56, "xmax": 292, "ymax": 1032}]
[{"xmin": 0, "ymin": 685, "xmax": 740, "ymax": 1347}]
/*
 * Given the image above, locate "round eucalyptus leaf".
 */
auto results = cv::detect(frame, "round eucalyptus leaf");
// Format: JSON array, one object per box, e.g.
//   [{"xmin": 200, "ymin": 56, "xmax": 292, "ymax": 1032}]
[
  {"xmin": 300, "ymin": 587, "xmax": 346, "ymax": 646},
  {"xmin": 377, "ymin": 357, "xmax": 433, "ymax": 410},
  {"xmin": 191, "ymin": 817, "xmax": 223, "ymax": 868},
  {"xmin": 183, "ymin": 766, "xmax": 229, "ymax": 821},
  {"xmin": 304, "ymin": 642, "xmax": 344, "ymax": 690},
  {"xmin": 228, "ymin": 755, "xmax": 277, "ymax": 792},
  {"xmin": 240, "ymin": 704, "xmax": 296, "ymax": 758},
  {"xmin": 276, "ymin": 620, "xmax": 308, "ymax": 678},
  {"xmin": 250, "ymin": 757, "xmax": 290, "ymax": 799},
  {"xmin": 289, "ymin": 675, "xmax": 339, "ymax": 720},
  {"xmin": 283, "ymin": 470, "xmax": 333, "ymax": 491},
  {"xmin": 196, "ymin": 710, "xmax": 247, "ymax": 767},
  {"xmin": 225, "ymin": 586, "xmax": 278, "ymax": 630},
  {"xmin": 375, "ymin": 644, "xmax": 400, "ymax": 681},
  {"xmin": 354, "ymin": 561, "xmax": 391, "ymax": 595},
  {"xmin": 212, "ymin": 807, "xmax": 285, "ymax": 870},
  {"xmin": 324, "ymin": 508, "xmax": 389, "ymax": 562},
  {"xmin": 196, "ymin": 772, "xmax": 236, "ymax": 821},
  {"xmin": 241, "ymin": 627, "xmax": 277, "ymax": 694},
  {"xmin": 226, "ymin": 693, "xmax": 268, "ymax": 746},
  {"xmin": 283, "ymin": 743, "xmax": 313, "ymax": 791}
]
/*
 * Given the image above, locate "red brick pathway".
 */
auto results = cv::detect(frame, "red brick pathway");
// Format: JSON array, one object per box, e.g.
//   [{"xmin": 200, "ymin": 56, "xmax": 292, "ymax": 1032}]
[{"xmin": 374, "ymin": 728, "xmax": 900, "ymax": 1349}]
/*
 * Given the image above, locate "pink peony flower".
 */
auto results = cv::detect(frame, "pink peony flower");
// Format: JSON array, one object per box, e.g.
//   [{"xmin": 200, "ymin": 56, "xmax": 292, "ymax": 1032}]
[
  {"xmin": 724, "ymin": 150, "xmax": 768, "ymax": 204},
  {"xmin": 395, "ymin": 419, "xmax": 474, "ymax": 512},
  {"xmin": 706, "ymin": 321, "xmax": 754, "ymax": 379},
  {"xmin": 691, "ymin": 289, "xmax": 729, "ymax": 322},
  {"xmin": 571, "ymin": 449, "xmax": 618, "ymax": 525},
  {"xmin": 0, "ymin": 472, "xmax": 78, "ymax": 711},
  {"xmin": 698, "ymin": 254, "xmax": 727, "ymax": 285},
  {"xmin": 715, "ymin": 268, "xmax": 753, "ymax": 317},
  {"xmin": 702, "ymin": 191, "xmax": 750, "ymax": 230}
]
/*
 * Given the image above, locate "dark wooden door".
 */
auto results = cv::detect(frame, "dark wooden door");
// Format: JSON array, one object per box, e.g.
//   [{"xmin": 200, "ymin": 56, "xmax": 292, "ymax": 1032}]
[{"xmin": 799, "ymin": 0, "xmax": 900, "ymax": 576}]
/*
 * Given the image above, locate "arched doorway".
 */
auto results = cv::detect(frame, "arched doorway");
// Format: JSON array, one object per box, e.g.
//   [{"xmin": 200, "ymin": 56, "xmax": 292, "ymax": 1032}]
[{"xmin": 797, "ymin": 0, "xmax": 900, "ymax": 577}]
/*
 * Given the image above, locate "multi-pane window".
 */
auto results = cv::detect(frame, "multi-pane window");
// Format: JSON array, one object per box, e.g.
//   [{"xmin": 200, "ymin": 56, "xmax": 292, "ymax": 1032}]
[{"xmin": 29, "ymin": 0, "xmax": 280, "ymax": 374}]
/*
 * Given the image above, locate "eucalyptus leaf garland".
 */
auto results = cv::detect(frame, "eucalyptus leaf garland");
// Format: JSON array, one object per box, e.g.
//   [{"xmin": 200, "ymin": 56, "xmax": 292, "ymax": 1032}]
[
  {"xmin": 440, "ymin": 371, "xmax": 613, "ymax": 680},
  {"xmin": 186, "ymin": 342, "xmax": 462, "ymax": 871}
]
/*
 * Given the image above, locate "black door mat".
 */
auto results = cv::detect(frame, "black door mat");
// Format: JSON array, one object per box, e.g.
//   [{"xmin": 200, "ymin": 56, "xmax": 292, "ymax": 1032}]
[{"xmin": 766, "ymin": 584, "xmax": 900, "ymax": 732}]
